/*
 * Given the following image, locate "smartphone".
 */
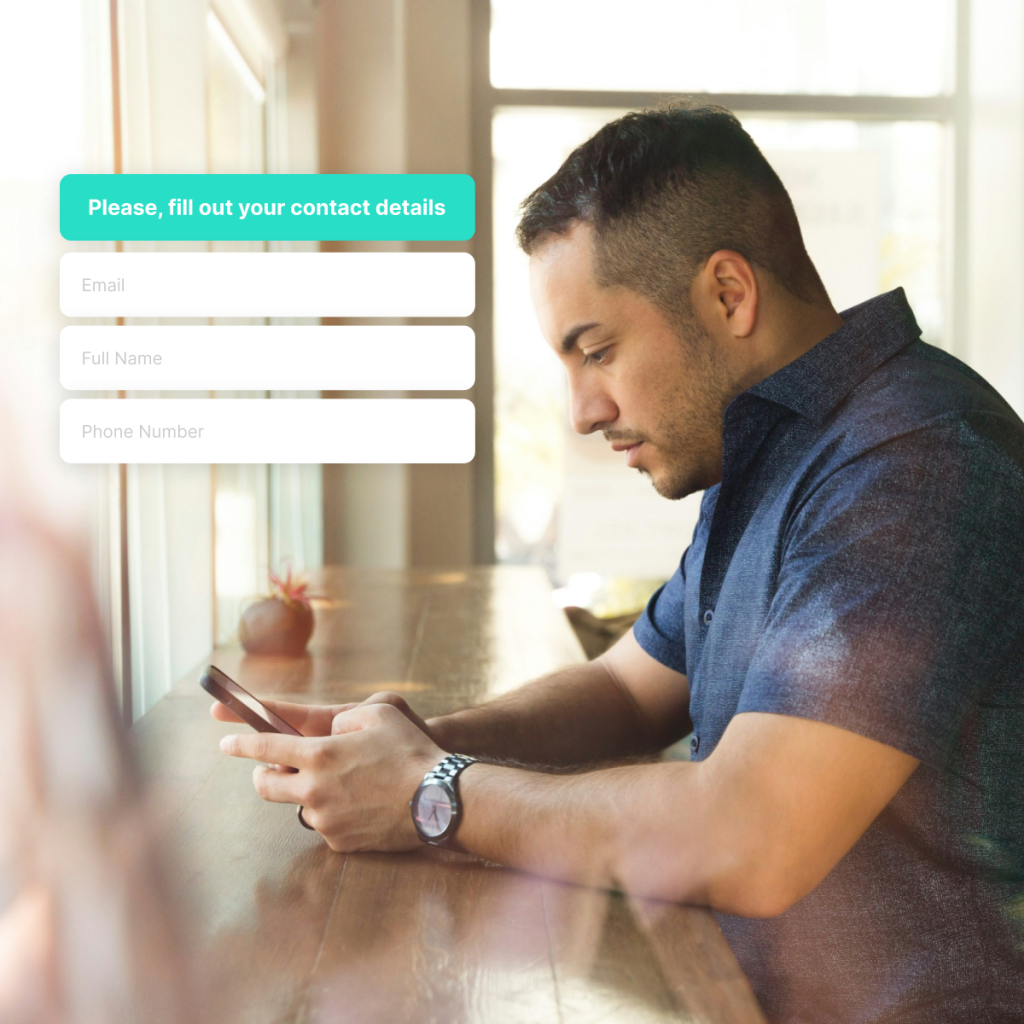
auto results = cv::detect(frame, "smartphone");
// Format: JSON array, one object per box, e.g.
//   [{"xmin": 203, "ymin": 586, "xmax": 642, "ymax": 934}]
[
  {"xmin": 201, "ymin": 665, "xmax": 311, "ymax": 825},
  {"xmin": 200, "ymin": 665, "xmax": 302, "ymax": 736}
]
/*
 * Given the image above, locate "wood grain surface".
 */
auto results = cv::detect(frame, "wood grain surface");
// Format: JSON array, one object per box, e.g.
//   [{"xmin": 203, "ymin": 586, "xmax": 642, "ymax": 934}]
[{"xmin": 137, "ymin": 566, "xmax": 766, "ymax": 1024}]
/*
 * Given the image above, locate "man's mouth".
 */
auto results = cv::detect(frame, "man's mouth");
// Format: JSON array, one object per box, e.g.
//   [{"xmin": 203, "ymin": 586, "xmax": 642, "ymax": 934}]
[{"xmin": 611, "ymin": 441, "xmax": 644, "ymax": 467}]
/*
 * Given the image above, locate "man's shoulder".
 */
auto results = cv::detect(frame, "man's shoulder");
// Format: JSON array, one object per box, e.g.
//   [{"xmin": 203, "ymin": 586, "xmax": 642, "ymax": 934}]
[{"xmin": 813, "ymin": 339, "xmax": 1024, "ymax": 478}]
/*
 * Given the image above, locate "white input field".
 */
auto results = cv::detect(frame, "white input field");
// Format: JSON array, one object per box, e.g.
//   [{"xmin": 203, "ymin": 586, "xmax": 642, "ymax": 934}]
[
  {"xmin": 60, "ymin": 399, "xmax": 475, "ymax": 464},
  {"xmin": 59, "ymin": 252, "xmax": 475, "ymax": 317},
  {"xmin": 60, "ymin": 326, "xmax": 475, "ymax": 391}
]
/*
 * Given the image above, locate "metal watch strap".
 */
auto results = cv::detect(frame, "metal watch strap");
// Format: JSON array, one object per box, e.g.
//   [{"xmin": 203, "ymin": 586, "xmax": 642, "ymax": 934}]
[
  {"xmin": 413, "ymin": 753, "xmax": 477, "ymax": 849},
  {"xmin": 422, "ymin": 753, "xmax": 477, "ymax": 786}
]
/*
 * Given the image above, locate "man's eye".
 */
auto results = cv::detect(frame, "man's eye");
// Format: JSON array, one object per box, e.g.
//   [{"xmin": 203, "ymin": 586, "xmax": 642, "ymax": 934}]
[{"xmin": 582, "ymin": 348, "xmax": 609, "ymax": 366}]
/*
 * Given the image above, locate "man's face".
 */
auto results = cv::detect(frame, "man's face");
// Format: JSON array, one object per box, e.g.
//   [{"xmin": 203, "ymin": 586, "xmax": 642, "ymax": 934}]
[{"xmin": 529, "ymin": 222, "xmax": 732, "ymax": 499}]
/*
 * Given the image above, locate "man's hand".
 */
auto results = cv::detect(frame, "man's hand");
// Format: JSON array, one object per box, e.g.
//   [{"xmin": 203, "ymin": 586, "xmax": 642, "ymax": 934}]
[
  {"xmin": 424, "ymin": 630, "xmax": 692, "ymax": 766},
  {"xmin": 210, "ymin": 690, "xmax": 438, "ymax": 741},
  {"xmin": 219, "ymin": 702, "xmax": 446, "ymax": 852}
]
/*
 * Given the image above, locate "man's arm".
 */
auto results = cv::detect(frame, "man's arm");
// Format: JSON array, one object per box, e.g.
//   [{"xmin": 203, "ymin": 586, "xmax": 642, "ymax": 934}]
[
  {"xmin": 220, "ymin": 701, "xmax": 918, "ymax": 917},
  {"xmin": 427, "ymin": 629, "xmax": 692, "ymax": 766},
  {"xmin": 212, "ymin": 629, "xmax": 693, "ymax": 768},
  {"xmin": 450, "ymin": 710, "xmax": 919, "ymax": 916}
]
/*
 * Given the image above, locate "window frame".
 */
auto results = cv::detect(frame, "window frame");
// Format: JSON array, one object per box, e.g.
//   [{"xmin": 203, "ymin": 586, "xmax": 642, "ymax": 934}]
[{"xmin": 471, "ymin": 0, "xmax": 970, "ymax": 565}]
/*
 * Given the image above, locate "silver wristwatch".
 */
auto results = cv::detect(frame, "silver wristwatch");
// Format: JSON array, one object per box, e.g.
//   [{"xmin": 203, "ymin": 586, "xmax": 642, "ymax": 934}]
[{"xmin": 410, "ymin": 753, "xmax": 477, "ymax": 848}]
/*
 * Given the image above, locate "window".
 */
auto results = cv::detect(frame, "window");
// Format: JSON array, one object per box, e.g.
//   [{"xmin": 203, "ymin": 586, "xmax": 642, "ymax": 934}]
[
  {"xmin": 110, "ymin": 3, "xmax": 322, "ymax": 717},
  {"xmin": 485, "ymin": 0, "xmax": 961, "ymax": 601},
  {"xmin": 490, "ymin": 0, "xmax": 954, "ymax": 96}
]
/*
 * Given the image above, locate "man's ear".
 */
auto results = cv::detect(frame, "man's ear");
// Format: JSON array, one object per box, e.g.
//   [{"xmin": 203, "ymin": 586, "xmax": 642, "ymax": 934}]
[{"xmin": 694, "ymin": 250, "xmax": 758, "ymax": 338}]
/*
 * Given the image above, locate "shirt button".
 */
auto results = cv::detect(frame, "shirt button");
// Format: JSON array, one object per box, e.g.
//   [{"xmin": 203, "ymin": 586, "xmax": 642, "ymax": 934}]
[
  {"xmin": 690, "ymin": 734, "xmax": 700, "ymax": 755},
  {"xmin": 702, "ymin": 609, "xmax": 714, "ymax": 625}
]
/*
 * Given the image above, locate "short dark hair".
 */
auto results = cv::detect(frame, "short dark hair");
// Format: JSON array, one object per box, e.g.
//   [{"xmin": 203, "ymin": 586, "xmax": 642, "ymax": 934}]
[{"xmin": 516, "ymin": 104, "xmax": 827, "ymax": 322}]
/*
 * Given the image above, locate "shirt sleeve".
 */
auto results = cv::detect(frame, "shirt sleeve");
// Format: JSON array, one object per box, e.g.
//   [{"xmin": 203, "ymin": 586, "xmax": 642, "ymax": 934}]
[
  {"xmin": 737, "ymin": 420, "xmax": 1024, "ymax": 771},
  {"xmin": 634, "ymin": 548, "xmax": 690, "ymax": 675}
]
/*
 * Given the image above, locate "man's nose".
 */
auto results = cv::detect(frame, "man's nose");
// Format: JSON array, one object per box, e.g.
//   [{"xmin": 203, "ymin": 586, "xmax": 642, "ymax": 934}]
[{"xmin": 568, "ymin": 377, "xmax": 618, "ymax": 435}]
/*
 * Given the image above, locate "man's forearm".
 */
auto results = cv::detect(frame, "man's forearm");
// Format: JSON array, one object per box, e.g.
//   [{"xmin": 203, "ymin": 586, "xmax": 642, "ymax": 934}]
[
  {"xmin": 426, "ymin": 658, "xmax": 678, "ymax": 768},
  {"xmin": 442, "ymin": 712, "xmax": 924, "ymax": 920},
  {"xmin": 451, "ymin": 757, "xmax": 730, "ymax": 908}
]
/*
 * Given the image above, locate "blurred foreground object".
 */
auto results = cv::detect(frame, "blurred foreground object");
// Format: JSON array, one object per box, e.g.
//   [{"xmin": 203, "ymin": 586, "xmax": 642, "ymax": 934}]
[{"xmin": 0, "ymin": 444, "xmax": 199, "ymax": 1023}]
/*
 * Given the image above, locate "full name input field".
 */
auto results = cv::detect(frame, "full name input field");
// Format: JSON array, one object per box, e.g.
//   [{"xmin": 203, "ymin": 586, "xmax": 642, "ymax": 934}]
[
  {"xmin": 60, "ymin": 326, "xmax": 475, "ymax": 391},
  {"xmin": 59, "ymin": 251, "xmax": 475, "ymax": 317}
]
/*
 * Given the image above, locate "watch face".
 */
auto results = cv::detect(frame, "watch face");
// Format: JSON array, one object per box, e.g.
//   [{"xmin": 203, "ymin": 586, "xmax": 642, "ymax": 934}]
[{"xmin": 414, "ymin": 782, "xmax": 453, "ymax": 838}]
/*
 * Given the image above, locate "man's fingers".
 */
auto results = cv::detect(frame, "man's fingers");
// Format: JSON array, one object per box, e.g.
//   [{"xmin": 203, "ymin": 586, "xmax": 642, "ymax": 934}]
[
  {"xmin": 332, "ymin": 691, "xmax": 430, "ymax": 736},
  {"xmin": 360, "ymin": 691, "xmax": 411, "ymax": 712},
  {"xmin": 210, "ymin": 702, "xmax": 244, "ymax": 725},
  {"xmin": 367, "ymin": 690, "xmax": 430, "ymax": 733},
  {"xmin": 212, "ymin": 691, "xmax": 422, "ymax": 737},
  {"xmin": 251, "ymin": 765, "xmax": 307, "ymax": 805},
  {"xmin": 329, "ymin": 702, "xmax": 361, "ymax": 734},
  {"xmin": 209, "ymin": 698, "xmax": 338, "ymax": 736},
  {"xmin": 220, "ymin": 731, "xmax": 316, "ymax": 769},
  {"xmin": 331, "ymin": 701, "xmax": 404, "ymax": 736},
  {"xmin": 259, "ymin": 700, "xmax": 333, "ymax": 736}
]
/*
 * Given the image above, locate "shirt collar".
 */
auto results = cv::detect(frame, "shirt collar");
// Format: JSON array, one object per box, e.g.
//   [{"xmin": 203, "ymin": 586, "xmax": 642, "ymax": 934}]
[{"xmin": 744, "ymin": 288, "xmax": 923, "ymax": 425}]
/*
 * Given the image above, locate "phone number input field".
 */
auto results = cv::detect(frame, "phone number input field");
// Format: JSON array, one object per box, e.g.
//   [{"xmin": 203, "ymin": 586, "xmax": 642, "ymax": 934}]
[
  {"xmin": 59, "ymin": 251, "xmax": 475, "ymax": 317},
  {"xmin": 60, "ymin": 326, "xmax": 475, "ymax": 391},
  {"xmin": 60, "ymin": 399, "xmax": 475, "ymax": 464}
]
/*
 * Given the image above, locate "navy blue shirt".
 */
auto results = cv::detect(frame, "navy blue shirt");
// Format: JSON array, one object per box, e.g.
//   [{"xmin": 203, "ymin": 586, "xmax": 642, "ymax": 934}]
[{"xmin": 635, "ymin": 290, "xmax": 1024, "ymax": 1023}]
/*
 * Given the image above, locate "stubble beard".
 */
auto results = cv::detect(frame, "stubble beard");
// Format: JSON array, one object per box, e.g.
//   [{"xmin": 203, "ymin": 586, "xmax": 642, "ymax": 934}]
[{"xmin": 637, "ymin": 317, "xmax": 731, "ymax": 501}]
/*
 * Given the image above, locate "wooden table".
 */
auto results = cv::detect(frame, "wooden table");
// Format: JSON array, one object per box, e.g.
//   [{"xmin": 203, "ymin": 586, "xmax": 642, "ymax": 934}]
[{"xmin": 136, "ymin": 567, "xmax": 766, "ymax": 1024}]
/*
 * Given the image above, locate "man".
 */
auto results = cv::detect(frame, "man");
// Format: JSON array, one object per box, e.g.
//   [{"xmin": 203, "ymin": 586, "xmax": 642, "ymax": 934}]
[{"xmin": 215, "ymin": 106, "xmax": 1024, "ymax": 1022}]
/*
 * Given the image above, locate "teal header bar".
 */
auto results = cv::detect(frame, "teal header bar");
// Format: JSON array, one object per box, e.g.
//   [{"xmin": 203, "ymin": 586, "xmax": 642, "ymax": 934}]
[{"xmin": 60, "ymin": 173, "xmax": 475, "ymax": 241}]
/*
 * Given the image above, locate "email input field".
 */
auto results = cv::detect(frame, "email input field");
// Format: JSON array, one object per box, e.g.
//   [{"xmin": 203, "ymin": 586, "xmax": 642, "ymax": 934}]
[{"xmin": 59, "ymin": 251, "xmax": 475, "ymax": 318}]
